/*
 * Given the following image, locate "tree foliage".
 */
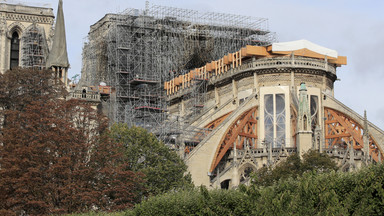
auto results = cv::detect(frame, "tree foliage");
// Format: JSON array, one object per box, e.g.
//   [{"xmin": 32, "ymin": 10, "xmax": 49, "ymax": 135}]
[
  {"xmin": 252, "ymin": 150, "xmax": 338, "ymax": 187},
  {"xmin": 0, "ymin": 68, "xmax": 66, "ymax": 112},
  {"xmin": 120, "ymin": 164, "xmax": 384, "ymax": 216},
  {"xmin": 123, "ymin": 186, "xmax": 253, "ymax": 216},
  {"xmin": 109, "ymin": 124, "xmax": 193, "ymax": 196},
  {"xmin": 0, "ymin": 68, "xmax": 143, "ymax": 215}
]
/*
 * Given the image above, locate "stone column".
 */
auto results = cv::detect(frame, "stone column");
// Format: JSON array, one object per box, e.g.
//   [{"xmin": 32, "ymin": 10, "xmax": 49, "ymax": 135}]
[
  {"xmin": 232, "ymin": 138, "xmax": 239, "ymax": 187},
  {"xmin": 349, "ymin": 141, "xmax": 355, "ymax": 172},
  {"xmin": 322, "ymin": 75, "xmax": 326, "ymax": 92},
  {"xmin": 253, "ymin": 72, "xmax": 258, "ymax": 93},
  {"xmin": 268, "ymin": 140, "xmax": 272, "ymax": 166}
]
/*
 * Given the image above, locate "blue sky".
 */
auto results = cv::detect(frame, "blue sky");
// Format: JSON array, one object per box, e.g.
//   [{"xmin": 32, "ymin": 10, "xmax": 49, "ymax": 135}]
[{"xmin": 23, "ymin": 0, "xmax": 384, "ymax": 129}]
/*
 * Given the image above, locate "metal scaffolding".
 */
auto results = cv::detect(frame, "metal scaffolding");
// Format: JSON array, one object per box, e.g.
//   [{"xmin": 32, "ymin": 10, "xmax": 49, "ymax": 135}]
[
  {"xmin": 21, "ymin": 25, "xmax": 48, "ymax": 69},
  {"xmin": 80, "ymin": 3, "xmax": 275, "ymax": 141}
]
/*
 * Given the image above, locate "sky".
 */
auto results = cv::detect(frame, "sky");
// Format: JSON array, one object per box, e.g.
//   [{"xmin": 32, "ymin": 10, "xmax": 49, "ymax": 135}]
[{"xmin": 19, "ymin": 0, "xmax": 384, "ymax": 129}]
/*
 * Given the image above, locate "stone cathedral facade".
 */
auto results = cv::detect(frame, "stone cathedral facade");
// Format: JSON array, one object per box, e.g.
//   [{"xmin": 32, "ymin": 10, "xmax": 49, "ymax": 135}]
[{"xmin": 0, "ymin": 0, "xmax": 69, "ymax": 85}]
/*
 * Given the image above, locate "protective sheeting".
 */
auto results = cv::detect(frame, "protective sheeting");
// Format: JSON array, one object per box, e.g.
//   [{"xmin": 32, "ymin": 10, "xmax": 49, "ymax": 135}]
[{"xmin": 272, "ymin": 39, "xmax": 338, "ymax": 58}]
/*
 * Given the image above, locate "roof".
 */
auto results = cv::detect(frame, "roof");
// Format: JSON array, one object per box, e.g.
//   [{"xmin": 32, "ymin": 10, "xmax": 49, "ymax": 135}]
[
  {"xmin": 46, "ymin": 0, "xmax": 69, "ymax": 68},
  {"xmin": 272, "ymin": 39, "xmax": 338, "ymax": 58}
]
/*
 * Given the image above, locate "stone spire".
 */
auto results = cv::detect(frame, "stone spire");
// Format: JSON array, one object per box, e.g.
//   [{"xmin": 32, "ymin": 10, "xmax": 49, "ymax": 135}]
[
  {"xmin": 298, "ymin": 83, "xmax": 311, "ymax": 132},
  {"xmin": 46, "ymin": 0, "xmax": 69, "ymax": 69},
  {"xmin": 297, "ymin": 82, "xmax": 313, "ymax": 156}
]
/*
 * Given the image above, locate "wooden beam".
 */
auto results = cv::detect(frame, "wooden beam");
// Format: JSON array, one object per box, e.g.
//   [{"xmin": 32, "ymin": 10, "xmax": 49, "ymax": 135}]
[
  {"xmin": 328, "ymin": 56, "xmax": 347, "ymax": 65},
  {"xmin": 238, "ymin": 133, "xmax": 258, "ymax": 139},
  {"xmin": 328, "ymin": 109, "xmax": 363, "ymax": 145},
  {"xmin": 243, "ymin": 45, "xmax": 268, "ymax": 57},
  {"xmin": 210, "ymin": 107, "xmax": 257, "ymax": 172},
  {"xmin": 271, "ymin": 48, "xmax": 337, "ymax": 60}
]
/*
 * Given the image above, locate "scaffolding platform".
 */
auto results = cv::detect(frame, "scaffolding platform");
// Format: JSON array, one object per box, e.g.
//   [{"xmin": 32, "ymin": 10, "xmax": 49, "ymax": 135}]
[
  {"xmin": 129, "ymin": 79, "xmax": 159, "ymax": 85},
  {"xmin": 134, "ymin": 106, "xmax": 167, "ymax": 112},
  {"xmin": 193, "ymin": 104, "xmax": 204, "ymax": 108},
  {"xmin": 118, "ymin": 95, "xmax": 140, "ymax": 100}
]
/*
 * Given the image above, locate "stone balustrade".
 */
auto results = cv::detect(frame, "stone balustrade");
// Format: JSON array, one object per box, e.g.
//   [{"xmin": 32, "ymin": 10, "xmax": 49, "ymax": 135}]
[
  {"xmin": 210, "ymin": 56, "xmax": 336, "ymax": 85},
  {"xmin": 68, "ymin": 90, "xmax": 100, "ymax": 102}
]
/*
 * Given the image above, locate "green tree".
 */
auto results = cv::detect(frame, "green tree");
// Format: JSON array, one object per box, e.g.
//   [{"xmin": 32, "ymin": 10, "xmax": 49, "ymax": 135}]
[
  {"xmin": 252, "ymin": 150, "xmax": 338, "ymax": 187},
  {"xmin": 0, "ymin": 68, "xmax": 143, "ymax": 215},
  {"xmin": 109, "ymin": 124, "xmax": 193, "ymax": 196},
  {"xmin": 301, "ymin": 149, "xmax": 338, "ymax": 172}
]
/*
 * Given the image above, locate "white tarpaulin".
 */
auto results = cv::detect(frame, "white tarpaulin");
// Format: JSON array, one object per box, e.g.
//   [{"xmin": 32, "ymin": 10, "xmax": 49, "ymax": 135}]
[{"xmin": 271, "ymin": 39, "xmax": 338, "ymax": 58}]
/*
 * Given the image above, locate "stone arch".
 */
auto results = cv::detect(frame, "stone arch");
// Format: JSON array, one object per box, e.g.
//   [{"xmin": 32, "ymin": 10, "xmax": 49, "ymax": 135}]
[
  {"xmin": 6, "ymin": 22, "xmax": 25, "ymax": 38},
  {"xmin": 238, "ymin": 162, "xmax": 257, "ymax": 183},
  {"xmin": 184, "ymin": 111, "xmax": 232, "ymax": 154},
  {"xmin": 220, "ymin": 179, "xmax": 231, "ymax": 189},
  {"xmin": 324, "ymin": 107, "xmax": 383, "ymax": 162},
  {"xmin": 210, "ymin": 106, "xmax": 258, "ymax": 173},
  {"xmin": 204, "ymin": 112, "xmax": 232, "ymax": 130}
]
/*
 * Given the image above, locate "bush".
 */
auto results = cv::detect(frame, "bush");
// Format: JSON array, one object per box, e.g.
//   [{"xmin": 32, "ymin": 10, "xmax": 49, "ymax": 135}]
[{"xmin": 123, "ymin": 164, "xmax": 384, "ymax": 216}]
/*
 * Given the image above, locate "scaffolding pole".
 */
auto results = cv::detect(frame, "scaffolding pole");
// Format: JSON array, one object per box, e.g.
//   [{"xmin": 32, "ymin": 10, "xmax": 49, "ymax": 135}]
[
  {"xmin": 21, "ymin": 24, "xmax": 48, "ymax": 69},
  {"xmin": 80, "ymin": 3, "xmax": 276, "ymax": 144}
]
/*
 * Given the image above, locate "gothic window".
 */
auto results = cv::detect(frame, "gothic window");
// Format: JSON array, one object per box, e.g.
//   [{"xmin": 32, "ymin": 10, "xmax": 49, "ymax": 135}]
[
  {"xmin": 275, "ymin": 94, "xmax": 286, "ymax": 147},
  {"xmin": 310, "ymin": 95, "xmax": 319, "ymax": 131},
  {"xmin": 264, "ymin": 93, "xmax": 286, "ymax": 148},
  {"xmin": 264, "ymin": 94, "xmax": 274, "ymax": 146},
  {"xmin": 10, "ymin": 32, "xmax": 20, "ymax": 69}
]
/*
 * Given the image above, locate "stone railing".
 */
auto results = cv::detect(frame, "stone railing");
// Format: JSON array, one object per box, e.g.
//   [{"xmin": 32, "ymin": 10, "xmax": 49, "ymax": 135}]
[
  {"xmin": 210, "ymin": 56, "xmax": 336, "ymax": 85},
  {"xmin": 228, "ymin": 147, "xmax": 297, "ymax": 160},
  {"xmin": 323, "ymin": 148, "xmax": 364, "ymax": 160},
  {"xmin": 68, "ymin": 90, "xmax": 100, "ymax": 102}
]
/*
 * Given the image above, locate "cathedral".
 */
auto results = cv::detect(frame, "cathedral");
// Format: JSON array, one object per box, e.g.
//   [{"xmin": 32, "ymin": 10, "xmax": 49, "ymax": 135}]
[
  {"xmin": 76, "ymin": 3, "xmax": 384, "ymax": 189},
  {"xmin": 3, "ymin": 1, "xmax": 383, "ymax": 190},
  {"xmin": 165, "ymin": 40, "xmax": 384, "ymax": 188},
  {"xmin": 0, "ymin": 0, "xmax": 69, "ymax": 86}
]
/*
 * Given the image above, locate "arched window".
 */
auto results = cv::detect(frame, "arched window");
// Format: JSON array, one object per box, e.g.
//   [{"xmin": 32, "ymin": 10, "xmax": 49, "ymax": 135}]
[
  {"xmin": 264, "ymin": 93, "xmax": 286, "ymax": 148},
  {"xmin": 10, "ymin": 32, "xmax": 20, "ymax": 69}
]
